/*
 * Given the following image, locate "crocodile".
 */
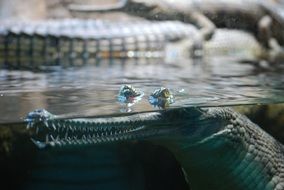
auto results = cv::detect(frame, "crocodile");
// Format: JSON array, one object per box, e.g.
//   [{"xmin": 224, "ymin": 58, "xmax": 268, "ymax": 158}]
[
  {"xmin": 0, "ymin": 19, "xmax": 200, "ymax": 69},
  {"xmin": 0, "ymin": 20, "xmax": 272, "ymax": 70},
  {"xmin": 0, "ymin": 19, "xmax": 273, "ymax": 70},
  {"xmin": 25, "ymin": 96, "xmax": 284, "ymax": 189},
  {"xmin": 69, "ymin": 0, "xmax": 284, "ymax": 59}
]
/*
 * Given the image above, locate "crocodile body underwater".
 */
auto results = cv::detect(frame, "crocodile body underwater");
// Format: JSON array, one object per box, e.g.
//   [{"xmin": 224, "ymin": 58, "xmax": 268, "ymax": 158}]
[{"xmin": 26, "ymin": 106, "xmax": 284, "ymax": 190}]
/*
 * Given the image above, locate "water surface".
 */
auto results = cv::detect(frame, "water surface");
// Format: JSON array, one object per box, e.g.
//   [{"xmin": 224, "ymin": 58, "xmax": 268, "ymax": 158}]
[{"xmin": 0, "ymin": 57, "xmax": 283, "ymax": 123}]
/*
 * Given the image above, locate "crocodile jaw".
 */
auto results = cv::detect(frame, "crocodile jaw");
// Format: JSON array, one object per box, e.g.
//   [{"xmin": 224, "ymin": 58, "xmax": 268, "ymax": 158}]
[
  {"xmin": 26, "ymin": 110, "xmax": 164, "ymax": 149},
  {"xmin": 25, "ymin": 107, "xmax": 211, "ymax": 149}
]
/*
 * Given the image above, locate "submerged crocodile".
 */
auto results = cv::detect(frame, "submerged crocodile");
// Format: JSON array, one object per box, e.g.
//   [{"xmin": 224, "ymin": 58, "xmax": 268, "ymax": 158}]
[
  {"xmin": 0, "ymin": 19, "xmax": 199, "ymax": 69},
  {"xmin": 25, "ymin": 90, "xmax": 284, "ymax": 190}
]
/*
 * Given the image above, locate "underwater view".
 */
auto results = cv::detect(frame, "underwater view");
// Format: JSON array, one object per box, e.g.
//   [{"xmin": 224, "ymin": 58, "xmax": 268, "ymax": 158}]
[{"xmin": 1, "ymin": 0, "xmax": 284, "ymax": 190}]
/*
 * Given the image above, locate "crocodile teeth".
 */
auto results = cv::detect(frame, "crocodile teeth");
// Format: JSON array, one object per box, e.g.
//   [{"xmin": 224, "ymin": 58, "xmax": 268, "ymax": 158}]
[
  {"xmin": 31, "ymin": 138, "xmax": 47, "ymax": 149},
  {"xmin": 66, "ymin": 139, "xmax": 71, "ymax": 144},
  {"xmin": 65, "ymin": 131, "xmax": 68, "ymax": 139},
  {"xmin": 47, "ymin": 122, "xmax": 53, "ymax": 129},
  {"xmin": 26, "ymin": 122, "xmax": 33, "ymax": 129},
  {"xmin": 50, "ymin": 135, "xmax": 55, "ymax": 141},
  {"xmin": 45, "ymin": 135, "xmax": 49, "ymax": 143},
  {"xmin": 82, "ymin": 139, "xmax": 88, "ymax": 144},
  {"xmin": 49, "ymin": 141, "xmax": 56, "ymax": 146},
  {"xmin": 44, "ymin": 121, "xmax": 48, "ymax": 127},
  {"xmin": 35, "ymin": 127, "xmax": 39, "ymax": 134},
  {"xmin": 69, "ymin": 126, "xmax": 74, "ymax": 132},
  {"xmin": 51, "ymin": 139, "xmax": 56, "ymax": 144},
  {"xmin": 52, "ymin": 123, "xmax": 57, "ymax": 130}
]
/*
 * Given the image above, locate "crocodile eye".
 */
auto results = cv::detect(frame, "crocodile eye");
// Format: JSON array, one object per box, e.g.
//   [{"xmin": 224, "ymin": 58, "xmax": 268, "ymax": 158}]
[
  {"xmin": 161, "ymin": 88, "xmax": 170, "ymax": 98},
  {"xmin": 117, "ymin": 85, "xmax": 144, "ymax": 106},
  {"xmin": 125, "ymin": 85, "xmax": 133, "ymax": 90},
  {"xmin": 119, "ymin": 85, "xmax": 133, "ymax": 95},
  {"xmin": 149, "ymin": 87, "xmax": 174, "ymax": 108}
]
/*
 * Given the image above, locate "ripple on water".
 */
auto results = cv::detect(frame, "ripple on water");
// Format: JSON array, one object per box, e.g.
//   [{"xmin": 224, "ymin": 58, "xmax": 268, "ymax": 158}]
[{"xmin": 0, "ymin": 58, "xmax": 284, "ymax": 123}]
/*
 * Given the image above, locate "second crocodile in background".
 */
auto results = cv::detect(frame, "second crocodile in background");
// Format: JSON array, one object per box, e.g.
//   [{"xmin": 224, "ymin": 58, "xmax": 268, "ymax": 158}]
[
  {"xmin": 69, "ymin": 0, "xmax": 284, "ymax": 63},
  {"xmin": 0, "ymin": 19, "xmax": 199, "ymax": 69}
]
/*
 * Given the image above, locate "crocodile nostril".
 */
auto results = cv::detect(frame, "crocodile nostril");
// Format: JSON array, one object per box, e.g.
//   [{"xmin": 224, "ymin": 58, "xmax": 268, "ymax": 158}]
[{"xmin": 25, "ymin": 109, "xmax": 53, "ymax": 123}]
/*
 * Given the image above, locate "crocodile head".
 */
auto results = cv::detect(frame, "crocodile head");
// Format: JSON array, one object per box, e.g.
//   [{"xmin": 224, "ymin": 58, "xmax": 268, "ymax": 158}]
[
  {"xmin": 24, "ymin": 105, "xmax": 223, "ymax": 150},
  {"xmin": 25, "ymin": 87, "xmax": 225, "ymax": 149},
  {"xmin": 25, "ymin": 109, "xmax": 166, "ymax": 149}
]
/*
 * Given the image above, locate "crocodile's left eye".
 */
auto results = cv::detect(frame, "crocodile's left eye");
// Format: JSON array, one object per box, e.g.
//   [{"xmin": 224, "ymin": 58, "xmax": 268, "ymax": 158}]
[
  {"xmin": 160, "ymin": 88, "xmax": 170, "ymax": 98},
  {"xmin": 123, "ymin": 89, "xmax": 134, "ymax": 97},
  {"xmin": 117, "ymin": 85, "xmax": 144, "ymax": 106}
]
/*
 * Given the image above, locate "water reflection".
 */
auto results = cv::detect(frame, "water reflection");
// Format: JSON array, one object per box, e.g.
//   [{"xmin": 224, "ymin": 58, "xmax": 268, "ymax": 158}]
[{"xmin": 0, "ymin": 57, "xmax": 283, "ymax": 123}]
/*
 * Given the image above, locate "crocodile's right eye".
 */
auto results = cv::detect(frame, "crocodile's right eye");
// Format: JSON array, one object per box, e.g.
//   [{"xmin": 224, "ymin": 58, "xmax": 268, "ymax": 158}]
[
  {"xmin": 160, "ymin": 88, "xmax": 171, "ymax": 98},
  {"xmin": 117, "ymin": 85, "xmax": 144, "ymax": 106}
]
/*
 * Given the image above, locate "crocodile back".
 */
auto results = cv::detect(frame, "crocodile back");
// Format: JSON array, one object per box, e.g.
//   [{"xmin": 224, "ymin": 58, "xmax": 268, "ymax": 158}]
[{"xmin": 0, "ymin": 19, "xmax": 198, "ymax": 70}]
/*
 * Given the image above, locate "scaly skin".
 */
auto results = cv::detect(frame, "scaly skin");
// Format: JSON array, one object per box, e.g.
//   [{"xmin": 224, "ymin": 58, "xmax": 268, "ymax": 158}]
[
  {"xmin": 126, "ymin": 0, "xmax": 284, "ymax": 46},
  {"xmin": 68, "ymin": 0, "xmax": 268, "ymax": 41},
  {"xmin": 25, "ymin": 107, "xmax": 284, "ymax": 190},
  {"xmin": 203, "ymin": 29, "xmax": 268, "ymax": 61},
  {"xmin": 0, "ymin": 19, "xmax": 271, "ymax": 70},
  {"xmin": 68, "ymin": 0, "xmax": 284, "ymax": 62},
  {"xmin": 0, "ymin": 19, "xmax": 199, "ymax": 69}
]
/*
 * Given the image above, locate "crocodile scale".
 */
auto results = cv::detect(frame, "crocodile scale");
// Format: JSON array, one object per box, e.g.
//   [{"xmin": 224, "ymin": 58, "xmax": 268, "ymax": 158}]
[
  {"xmin": 0, "ymin": 19, "xmax": 199, "ymax": 69},
  {"xmin": 25, "ymin": 107, "xmax": 284, "ymax": 190}
]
